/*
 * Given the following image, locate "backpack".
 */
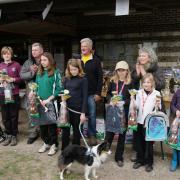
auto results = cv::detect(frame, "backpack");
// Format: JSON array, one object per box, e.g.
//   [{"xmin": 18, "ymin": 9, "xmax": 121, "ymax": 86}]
[{"xmin": 144, "ymin": 110, "xmax": 169, "ymax": 141}]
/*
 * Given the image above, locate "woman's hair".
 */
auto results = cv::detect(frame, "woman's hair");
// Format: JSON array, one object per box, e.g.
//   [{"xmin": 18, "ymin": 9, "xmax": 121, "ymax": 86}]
[
  {"xmin": 1, "ymin": 46, "xmax": 13, "ymax": 58},
  {"xmin": 142, "ymin": 73, "xmax": 155, "ymax": 89},
  {"xmin": 38, "ymin": 52, "xmax": 56, "ymax": 76},
  {"xmin": 138, "ymin": 46, "xmax": 158, "ymax": 63},
  {"xmin": 110, "ymin": 67, "xmax": 131, "ymax": 85},
  {"xmin": 80, "ymin": 38, "xmax": 93, "ymax": 50},
  {"xmin": 65, "ymin": 58, "xmax": 85, "ymax": 78}
]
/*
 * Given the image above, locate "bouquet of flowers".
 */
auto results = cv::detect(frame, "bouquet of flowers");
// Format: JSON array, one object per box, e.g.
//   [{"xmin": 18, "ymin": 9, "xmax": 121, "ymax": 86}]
[
  {"xmin": 128, "ymin": 89, "xmax": 138, "ymax": 131},
  {"xmin": 58, "ymin": 90, "xmax": 71, "ymax": 128},
  {"xmin": 28, "ymin": 83, "xmax": 39, "ymax": 118}
]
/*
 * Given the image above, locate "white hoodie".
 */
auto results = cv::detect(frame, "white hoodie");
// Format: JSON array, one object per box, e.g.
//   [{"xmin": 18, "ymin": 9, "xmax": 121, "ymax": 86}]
[{"xmin": 135, "ymin": 88, "xmax": 161, "ymax": 125}]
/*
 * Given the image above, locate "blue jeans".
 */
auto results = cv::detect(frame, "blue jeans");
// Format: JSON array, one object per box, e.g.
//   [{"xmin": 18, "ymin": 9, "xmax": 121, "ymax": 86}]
[{"xmin": 87, "ymin": 95, "xmax": 96, "ymax": 136}]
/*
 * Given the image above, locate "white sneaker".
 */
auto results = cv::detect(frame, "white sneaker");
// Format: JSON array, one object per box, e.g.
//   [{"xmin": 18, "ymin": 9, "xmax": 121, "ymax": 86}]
[
  {"xmin": 48, "ymin": 144, "xmax": 58, "ymax": 156},
  {"xmin": 38, "ymin": 143, "xmax": 50, "ymax": 153}
]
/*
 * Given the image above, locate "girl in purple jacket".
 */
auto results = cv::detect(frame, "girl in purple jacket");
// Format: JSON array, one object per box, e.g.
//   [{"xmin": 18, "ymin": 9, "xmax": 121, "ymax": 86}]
[{"xmin": 0, "ymin": 46, "xmax": 21, "ymax": 146}]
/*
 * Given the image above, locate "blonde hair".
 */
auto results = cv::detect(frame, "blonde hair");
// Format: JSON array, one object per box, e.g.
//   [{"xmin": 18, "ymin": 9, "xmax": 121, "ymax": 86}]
[
  {"xmin": 110, "ymin": 67, "xmax": 131, "ymax": 85},
  {"xmin": 142, "ymin": 73, "xmax": 155, "ymax": 89},
  {"xmin": 1, "ymin": 46, "xmax": 13, "ymax": 58},
  {"xmin": 65, "ymin": 58, "xmax": 85, "ymax": 78},
  {"xmin": 80, "ymin": 38, "xmax": 93, "ymax": 50}
]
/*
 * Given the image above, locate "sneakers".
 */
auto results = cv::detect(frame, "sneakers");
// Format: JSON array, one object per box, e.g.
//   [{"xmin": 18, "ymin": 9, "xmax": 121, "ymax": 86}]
[
  {"xmin": 0, "ymin": 136, "xmax": 6, "ymax": 143},
  {"xmin": 38, "ymin": 143, "xmax": 50, "ymax": 153},
  {"xmin": 2, "ymin": 135, "xmax": 12, "ymax": 146},
  {"xmin": 48, "ymin": 144, "xmax": 58, "ymax": 156},
  {"xmin": 117, "ymin": 160, "xmax": 124, "ymax": 167},
  {"xmin": 145, "ymin": 165, "xmax": 153, "ymax": 172},
  {"xmin": 133, "ymin": 162, "xmax": 142, "ymax": 169},
  {"xmin": 11, "ymin": 136, "xmax": 17, "ymax": 146}
]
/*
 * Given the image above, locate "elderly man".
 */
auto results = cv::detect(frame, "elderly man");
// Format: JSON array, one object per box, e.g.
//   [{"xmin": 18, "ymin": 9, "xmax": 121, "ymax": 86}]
[
  {"xmin": 20, "ymin": 42, "xmax": 44, "ymax": 144},
  {"xmin": 80, "ymin": 38, "xmax": 103, "ymax": 145}
]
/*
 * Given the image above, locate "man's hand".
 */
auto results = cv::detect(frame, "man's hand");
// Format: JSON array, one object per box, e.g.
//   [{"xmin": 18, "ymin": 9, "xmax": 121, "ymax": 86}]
[
  {"xmin": 94, "ymin": 94, "xmax": 101, "ymax": 102},
  {"xmin": 30, "ymin": 64, "xmax": 38, "ymax": 74}
]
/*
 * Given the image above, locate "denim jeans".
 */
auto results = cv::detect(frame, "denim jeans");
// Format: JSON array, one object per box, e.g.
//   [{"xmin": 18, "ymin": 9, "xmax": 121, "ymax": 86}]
[{"xmin": 87, "ymin": 95, "xmax": 96, "ymax": 136}]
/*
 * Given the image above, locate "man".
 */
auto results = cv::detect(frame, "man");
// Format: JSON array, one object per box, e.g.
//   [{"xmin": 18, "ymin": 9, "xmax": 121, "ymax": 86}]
[
  {"xmin": 80, "ymin": 38, "xmax": 103, "ymax": 145},
  {"xmin": 20, "ymin": 42, "xmax": 43, "ymax": 144}
]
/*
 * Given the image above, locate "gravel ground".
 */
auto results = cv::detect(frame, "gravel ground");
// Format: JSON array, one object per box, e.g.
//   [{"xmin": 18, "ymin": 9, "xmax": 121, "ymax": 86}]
[{"xmin": 0, "ymin": 110, "xmax": 180, "ymax": 180}]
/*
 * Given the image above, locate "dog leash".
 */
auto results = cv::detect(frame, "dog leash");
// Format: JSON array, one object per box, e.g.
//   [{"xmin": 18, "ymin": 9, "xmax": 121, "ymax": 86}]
[{"xmin": 79, "ymin": 122, "xmax": 90, "ymax": 149}]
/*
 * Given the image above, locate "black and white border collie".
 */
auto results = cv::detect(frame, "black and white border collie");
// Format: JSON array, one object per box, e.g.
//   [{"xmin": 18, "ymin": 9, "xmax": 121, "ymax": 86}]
[{"xmin": 58, "ymin": 142, "xmax": 108, "ymax": 180}]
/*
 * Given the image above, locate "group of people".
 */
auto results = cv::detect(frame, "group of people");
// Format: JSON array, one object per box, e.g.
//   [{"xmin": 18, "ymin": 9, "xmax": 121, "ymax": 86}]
[{"xmin": 0, "ymin": 38, "xmax": 179, "ymax": 173}]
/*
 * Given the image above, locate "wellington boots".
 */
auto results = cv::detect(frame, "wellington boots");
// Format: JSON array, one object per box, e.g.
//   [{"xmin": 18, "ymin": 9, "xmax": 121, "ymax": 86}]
[{"xmin": 170, "ymin": 150, "xmax": 178, "ymax": 172}]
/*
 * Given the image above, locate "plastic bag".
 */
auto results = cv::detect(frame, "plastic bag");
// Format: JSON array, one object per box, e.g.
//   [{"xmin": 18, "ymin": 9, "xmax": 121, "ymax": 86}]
[
  {"xmin": 4, "ymin": 83, "xmax": 14, "ymax": 104},
  {"xmin": 128, "ymin": 98, "xmax": 137, "ymax": 131},
  {"xmin": 28, "ymin": 83, "xmax": 39, "ymax": 118},
  {"xmin": 57, "ymin": 101, "xmax": 70, "ymax": 128},
  {"xmin": 105, "ymin": 101, "xmax": 126, "ymax": 134},
  {"xmin": 166, "ymin": 118, "xmax": 180, "ymax": 149}
]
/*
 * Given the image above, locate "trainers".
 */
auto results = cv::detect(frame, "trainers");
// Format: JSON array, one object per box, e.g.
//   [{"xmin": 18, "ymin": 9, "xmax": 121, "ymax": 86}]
[
  {"xmin": 11, "ymin": 136, "xmax": 17, "ymax": 146},
  {"xmin": 133, "ymin": 162, "xmax": 142, "ymax": 169},
  {"xmin": 0, "ymin": 136, "xmax": 6, "ymax": 143},
  {"xmin": 48, "ymin": 144, "xmax": 58, "ymax": 156},
  {"xmin": 2, "ymin": 135, "xmax": 11, "ymax": 146},
  {"xmin": 145, "ymin": 165, "xmax": 153, "ymax": 172},
  {"xmin": 117, "ymin": 160, "xmax": 124, "ymax": 167},
  {"xmin": 38, "ymin": 143, "xmax": 50, "ymax": 153}
]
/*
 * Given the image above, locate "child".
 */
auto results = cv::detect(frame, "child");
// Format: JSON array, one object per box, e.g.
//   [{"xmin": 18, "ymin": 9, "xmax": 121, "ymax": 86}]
[
  {"xmin": 61, "ymin": 58, "xmax": 88, "ymax": 150},
  {"xmin": 0, "ymin": 46, "xmax": 21, "ymax": 146},
  {"xmin": 105, "ymin": 61, "xmax": 132, "ymax": 167},
  {"xmin": 36, "ymin": 52, "xmax": 62, "ymax": 156},
  {"xmin": 132, "ymin": 73, "xmax": 161, "ymax": 172},
  {"xmin": 169, "ymin": 88, "xmax": 180, "ymax": 171}
]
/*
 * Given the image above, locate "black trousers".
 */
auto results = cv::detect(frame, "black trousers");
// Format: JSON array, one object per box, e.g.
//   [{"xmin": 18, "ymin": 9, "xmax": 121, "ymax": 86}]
[
  {"xmin": 132, "ymin": 130, "xmax": 138, "ymax": 152},
  {"xmin": 136, "ymin": 123, "xmax": 154, "ymax": 166},
  {"xmin": 40, "ymin": 123, "xmax": 58, "ymax": 146},
  {"xmin": 105, "ymin": 131, "xmax": 126, "ymax": 161},
  {"xmin": 61, "ymin": 110, "xmax": 81, "ymax": 150},
  {"xmin": 1, "ymin": 95, "xmax": 20, "ymax": 136}
]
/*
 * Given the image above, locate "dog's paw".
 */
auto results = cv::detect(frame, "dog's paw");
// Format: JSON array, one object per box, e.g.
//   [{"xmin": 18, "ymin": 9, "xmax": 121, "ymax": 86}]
[{"xmin": 94, "ymin": 175, "xmax": 98, "ymax": 179}]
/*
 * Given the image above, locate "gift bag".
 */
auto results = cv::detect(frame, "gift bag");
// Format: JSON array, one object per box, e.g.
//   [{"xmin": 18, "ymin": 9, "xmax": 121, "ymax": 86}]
[
  {"xmin": 105, "ymin": 101, "xmax": 126, "ymax": 134},
  {"xmin": 166, "ymin": 117, "xmax": 180, "ymax": 150},
  {"xmin": 57, "ymin": 101, "xmax": 70, "ymax": 128},
  {"xmin": 31, "ymin": 101, "xmax": 57, "ymax": 126},
  {"xmin": 128, "ymin": 98, "xmax": 137, "ymax": 131},
  {"xmin": 144, "ymin": 110, "xmax": 169, "ymax": 141}
]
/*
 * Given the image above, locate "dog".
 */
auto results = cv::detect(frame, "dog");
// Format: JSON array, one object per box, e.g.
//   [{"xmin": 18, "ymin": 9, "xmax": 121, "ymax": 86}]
[{"xmin": 58, "ymin": 141, "xmax": 109, "ymax": 180}]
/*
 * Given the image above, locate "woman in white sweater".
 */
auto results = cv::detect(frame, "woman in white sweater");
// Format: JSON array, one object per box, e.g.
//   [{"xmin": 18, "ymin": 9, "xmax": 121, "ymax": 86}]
[{"xmin": 132, "ymin": 73, "xmax": 161, "ymax": 172}]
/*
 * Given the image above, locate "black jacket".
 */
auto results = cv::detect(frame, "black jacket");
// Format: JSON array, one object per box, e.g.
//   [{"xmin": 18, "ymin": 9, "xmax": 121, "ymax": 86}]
[
  {"xmin": 131, "ymin": 62, "xmax": 165, "ymax": 91},
  {"xmin": 81, "ymin": 55, "xmax": 103, "ymax": 96},
  {"xmin": 64, "ymin": 76, "xmax": 88, "ymax": 113}
]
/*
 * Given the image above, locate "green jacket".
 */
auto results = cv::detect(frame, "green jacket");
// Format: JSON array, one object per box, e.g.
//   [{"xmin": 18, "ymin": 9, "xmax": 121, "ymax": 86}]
[{"xmin": 36, "ymin": 69, "xmax": 62, "ymax": 100}]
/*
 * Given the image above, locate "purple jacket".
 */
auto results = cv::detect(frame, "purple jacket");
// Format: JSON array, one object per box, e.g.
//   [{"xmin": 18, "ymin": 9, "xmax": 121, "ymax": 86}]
[
  {"xmin": 0, "ymin": 61, "xmax": 22, "ymax": 95},
  {"xmin": 171, "ymin": 89, "xmax": 180, "ymax": 115}
]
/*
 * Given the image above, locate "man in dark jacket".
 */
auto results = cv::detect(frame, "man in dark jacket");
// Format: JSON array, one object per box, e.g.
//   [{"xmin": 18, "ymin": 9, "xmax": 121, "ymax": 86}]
[
  {"xmin": 80, "ymin": 38, "xmax": 103, "ymax": 145},
  {"xmin": 20, "ymin": 42, "xmax": 43, "ymax": 144}
]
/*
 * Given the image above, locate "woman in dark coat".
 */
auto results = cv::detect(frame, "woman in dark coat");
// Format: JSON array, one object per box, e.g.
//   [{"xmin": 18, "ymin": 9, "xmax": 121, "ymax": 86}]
[{"xmin": 131, "ymin": 46, "xmax": 165, "ymax": 162}]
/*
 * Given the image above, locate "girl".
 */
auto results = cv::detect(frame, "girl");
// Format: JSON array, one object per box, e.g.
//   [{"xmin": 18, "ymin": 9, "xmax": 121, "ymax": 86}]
[
  {"xmin": 169, "ymin": 88, "xmax": 180, "ymax": 171},
  {"xmin": 0, "ymin": 46, "xmax": 21, "ymax": 146},
  {"xmin": 61, "ymin": 58, "xmax": 88, "ymax": 150},
  {"xmin": 105, "ymin": 61, "xmax": 132, "ymax": 167},
  {"xmin": 132, "ymin": 73, "xmax": 161, "ymax": 172},
  {"xmin": 36, "ymin": 52, "xmax": 62, "ymax": 156}
]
